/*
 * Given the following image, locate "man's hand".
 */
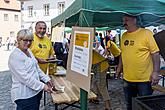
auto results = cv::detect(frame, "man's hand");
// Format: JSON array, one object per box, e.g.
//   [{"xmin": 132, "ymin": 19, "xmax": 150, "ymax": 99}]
[
  {"xmin": 150, "ymin": 71, "xmax": 160, "ymax": 85},
  {"xmin": 115, "ymin": 68, "xmax": 121, "ymax": 79},
  {"xmin": 46, "ymin": 57, "xmax": 55, "ymax": 61},
  {"xmin": 151, "ymin": 52, "xmax": 160, "ymax": 85},
  {"xmin": 115, "ymin": 56, "xmax": 122, "ymax": 79},
  {"xmin": 37, "ymin": 58, "xmax": 48, "ymax": 64}
]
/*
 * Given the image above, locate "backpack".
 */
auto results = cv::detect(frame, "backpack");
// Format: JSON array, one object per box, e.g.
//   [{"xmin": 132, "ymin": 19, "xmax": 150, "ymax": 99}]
[{"xmin": 53, "ymin": 42, "xmax": 64, "ymax": 55}]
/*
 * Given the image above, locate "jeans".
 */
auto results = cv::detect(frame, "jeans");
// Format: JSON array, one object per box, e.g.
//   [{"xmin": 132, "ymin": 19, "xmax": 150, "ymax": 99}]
[
  {"xmin": 15, "ymin": 91, "xmax": 43, "ymax": 110},
  {"xmin": 123, "ymin": 80, "xmax": 153, "ymax": 110}
]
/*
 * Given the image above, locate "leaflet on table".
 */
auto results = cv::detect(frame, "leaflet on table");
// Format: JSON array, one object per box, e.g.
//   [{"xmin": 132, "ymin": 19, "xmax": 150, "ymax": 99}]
[{"xmin": 71, "ymin": 31, "xmax": 90, "ymax": 76}]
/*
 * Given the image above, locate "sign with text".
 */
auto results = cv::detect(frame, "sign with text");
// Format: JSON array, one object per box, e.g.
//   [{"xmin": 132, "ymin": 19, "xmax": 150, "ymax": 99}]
[
  {"xmin": 71, "ymin": 31, "xmax": 90, "ymax": 76},
  {"xmin": 66, "ymin": 27, "xmax": 94, "ymax": 92}
]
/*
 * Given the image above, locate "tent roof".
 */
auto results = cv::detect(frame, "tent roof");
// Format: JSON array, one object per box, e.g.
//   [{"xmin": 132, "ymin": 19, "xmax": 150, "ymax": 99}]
[{"xmin": 51, "ymin": 0, "xmax": 165, "ymax": 28}]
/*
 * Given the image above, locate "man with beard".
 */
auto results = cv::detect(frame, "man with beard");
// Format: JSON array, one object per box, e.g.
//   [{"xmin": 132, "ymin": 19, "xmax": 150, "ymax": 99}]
[
  {"xmin": 30, "ymin": 21, "xmax": 55, "ymax": 106},
  {"xmin": 116, "ymin": 14, "xmax": 160, "ymax": 110},
  {"xmin": 30, "ymin": 21, "xmax": 55, "ymax": 74}
]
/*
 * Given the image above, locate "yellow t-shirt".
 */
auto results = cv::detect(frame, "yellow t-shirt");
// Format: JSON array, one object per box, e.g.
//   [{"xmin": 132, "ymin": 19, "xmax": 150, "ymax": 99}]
[
  {"xmin": 30, "ymin": 33, "xmax": 54, "ymax": 73},
  {"xmin": 107, "ymin": 41, "xmax": 121, "ymax": 57},
  {"xmin": 92, "ymin": 50, "xmax": 109, "ymax": 73},
  {"xmin": 121, "ymin": 28, "xmax": 159, "ymax": 82}
]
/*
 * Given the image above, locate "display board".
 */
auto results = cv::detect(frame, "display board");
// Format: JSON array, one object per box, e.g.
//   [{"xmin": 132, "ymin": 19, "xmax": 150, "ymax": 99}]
[{"xmin": 66, "ymin": 26, "xmax": 94, "ymax": 92}]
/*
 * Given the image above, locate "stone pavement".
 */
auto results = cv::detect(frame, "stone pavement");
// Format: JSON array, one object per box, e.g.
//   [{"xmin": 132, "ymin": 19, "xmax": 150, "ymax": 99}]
[
  {"xmin": 0, "ymin": 46, "xmax": 164, "ymax": 110},
  {"xmin": 0, "ymin": 46, "xmax": 126, "ymax": 110},
  {"xmin": 0, "ymin": 70, "xmax": 126, "ymax": 110},
  {"xmin": 0, "ymin": 46, "xmax": 12, "ymax": 71}
]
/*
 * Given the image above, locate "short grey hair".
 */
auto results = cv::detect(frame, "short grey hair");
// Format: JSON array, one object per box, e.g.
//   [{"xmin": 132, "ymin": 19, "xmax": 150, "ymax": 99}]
[{"xmin": 17, "ymin": 29, "xmax": 33, "ymax": 41}]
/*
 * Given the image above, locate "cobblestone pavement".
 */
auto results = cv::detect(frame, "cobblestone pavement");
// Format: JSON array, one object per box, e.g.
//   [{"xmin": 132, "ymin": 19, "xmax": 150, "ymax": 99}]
[
  {"xmin": 0, "ymin": 46, "xmax": 163, "ymax": 110},
  {"xmin": 0, "ymin": 70, "xmax": 126, "ymax": 110}
]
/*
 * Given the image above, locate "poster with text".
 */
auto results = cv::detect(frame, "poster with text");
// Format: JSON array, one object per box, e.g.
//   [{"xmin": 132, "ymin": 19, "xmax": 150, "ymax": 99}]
[
  {"xmin": 66, "ymin": 27, "xmax": 94, "ymax": 92},
  {"xmin": 71, "ymin": 31, "xmax": 90, "ymax": 76}
]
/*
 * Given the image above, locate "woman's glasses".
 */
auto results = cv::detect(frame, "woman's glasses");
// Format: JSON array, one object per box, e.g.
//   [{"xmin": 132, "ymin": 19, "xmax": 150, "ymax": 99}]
[{"xmin": 22, "ymin": 39, "xmax": 33, "ymax": 43}]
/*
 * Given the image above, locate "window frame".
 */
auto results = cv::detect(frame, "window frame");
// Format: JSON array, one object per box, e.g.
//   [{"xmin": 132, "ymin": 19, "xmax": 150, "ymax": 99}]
[
  {"xmin": 14, "ymin": 15, "xmax": 19, "ymax": 22},
  {"xmin": 57, "ymin": 2, "xmax": 65, "ymax": 15},
  {"xmin": 43, "ymin": 4, "xmax": 50, "ymax": 16},
  {"xmin": 28, "ymin": 6, "xmax": 33, "ymax": 17},
  {"xmin": 4, "ymin": 14, "xmax": 9, "ymax": 21}
]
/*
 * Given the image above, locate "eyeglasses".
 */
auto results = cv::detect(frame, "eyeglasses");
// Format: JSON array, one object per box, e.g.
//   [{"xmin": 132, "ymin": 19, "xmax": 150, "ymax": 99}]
[
  {"xmin": 39, "ymin": 27, "xmax": 46, "ymax": 30},
  {"xmin": 22, "ymin": 39, "xmax": 33, "ymax": 43}
]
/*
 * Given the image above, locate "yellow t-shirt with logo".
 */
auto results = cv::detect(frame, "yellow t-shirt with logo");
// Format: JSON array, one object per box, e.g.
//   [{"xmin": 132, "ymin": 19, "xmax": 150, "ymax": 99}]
[
  {"xmin": 107, "ymin": 41, "xmax": 121, "ymax": 57},
  {"xmin": 30, "ymin": 33, "xmax": 54, "ymax": 73},
  {"xmin": 121, "ymin": 28, "xmax": 159, "ymax": 82}
]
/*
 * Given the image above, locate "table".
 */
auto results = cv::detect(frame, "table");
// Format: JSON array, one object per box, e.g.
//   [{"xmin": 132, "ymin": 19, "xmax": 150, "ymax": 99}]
[
  {"xmin": 50, "ymin": 69, "xmax": 97, "ymax": 110},
  {"xmin": 151, "ymin": 69, "xmax": 165, "ymax": 93},
  {"xmin": 152, "ymin": 84, "xmax": 165, "ymax": 93}
]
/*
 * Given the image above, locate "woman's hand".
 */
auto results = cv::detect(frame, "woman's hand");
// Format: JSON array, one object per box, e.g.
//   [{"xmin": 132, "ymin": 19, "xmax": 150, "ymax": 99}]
[
  {"xmin": 46, "ymin": 80, "xmax": 57, "ymax": 91},
  {"xmin": 43, "ymin": 84, "xmax": 53, "ymax": 93}
]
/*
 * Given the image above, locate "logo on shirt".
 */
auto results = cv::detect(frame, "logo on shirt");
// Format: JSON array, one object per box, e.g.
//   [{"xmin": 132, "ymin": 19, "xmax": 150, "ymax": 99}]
[
  {"xmin": 38, "ymin": 43, "xmax": 47, "ymax": 49},
  {"xmin": 124, "ymin": 40, "xmax": 134, "ymax": 46},
  {"xmin": 38, "ymin": 43, "xmax": 42, "ymax": 48},
  {"xmin": 124, "ymin": 40, "xmax": 129, "ymax": 46}
]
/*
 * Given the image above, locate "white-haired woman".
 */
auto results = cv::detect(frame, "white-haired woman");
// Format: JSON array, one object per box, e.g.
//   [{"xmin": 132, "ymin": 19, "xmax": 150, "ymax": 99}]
[{"xmin": 8, "ymin": 29, "xmax": 54, "ymax": 110}]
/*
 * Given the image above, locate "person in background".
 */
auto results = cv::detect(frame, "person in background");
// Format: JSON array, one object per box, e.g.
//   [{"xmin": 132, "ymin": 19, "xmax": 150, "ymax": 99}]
[
  {"xmin": 153, "ymin": 28, "xmax": 157, "ymax": 35},
  {"xmin": 30, "ymin": 21, "xmax": 55, "ymax": 74},
  {"xmin": 95, "ymin": 32, "xmax": 101, "ymax": 43},
  {"xmin": 95, "ymin": 40, "xmax": 105, "ymax": 56},
  {"xmin": 6, "ymin": 37, "xmax": 10, "ymax": 50},
  {"xmin": 8, "ymin": 29, "xmax": 55, "ymax": 110},
  {"xmin": 10, "ymin": 36, "xmax": 16, "ymax": 50},
  {"xmin": 116, "ymin": 14, "xmax": 160, "ymax": 110},
  {"xmin": 93, "ymin": 32, "xmax": 101, "ymax": 48},
  {"xmin": 62, "ymin": 33, "xmax": 69, "ymax": 69},
  {"xmin": 105, "ymin": 30, "xmax": 113, "ymax": 46},
  {"xmin": 99, "ymin": 33, "xmax": 105, "ymax": 49},
  {"xmin": 0, "ymin": 37, "xmax": 2, "ymax": 47},
  {"xmin": 92, "ymin": 38, "xmax": 112, "ymax": 110}
]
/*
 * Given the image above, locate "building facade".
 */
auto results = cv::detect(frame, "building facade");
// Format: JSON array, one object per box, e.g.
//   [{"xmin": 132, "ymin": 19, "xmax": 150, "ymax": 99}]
[
  {"xmin": 0, "ymin": 0, "xmax": 21, "ymax": 44},
  {"xmin": 18, "ymin": 0, "xmax": 74, "ymax": 34}
]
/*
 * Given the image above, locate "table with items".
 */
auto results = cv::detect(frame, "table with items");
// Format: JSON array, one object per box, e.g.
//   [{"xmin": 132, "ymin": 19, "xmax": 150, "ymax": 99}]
[{"xmin": 50, "ymin": 66, "xmax": 97, "ymax": 110}]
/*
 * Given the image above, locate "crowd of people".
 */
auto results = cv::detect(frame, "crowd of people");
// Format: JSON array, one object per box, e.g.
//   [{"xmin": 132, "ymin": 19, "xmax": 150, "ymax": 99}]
[{"xmin": 8, "ymin": 13, "xmax": 161, "ymax": 110}]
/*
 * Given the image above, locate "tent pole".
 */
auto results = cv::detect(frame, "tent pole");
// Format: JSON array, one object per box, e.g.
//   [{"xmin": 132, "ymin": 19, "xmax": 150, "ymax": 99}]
[{"xmin": 79, "ymin": 11, "xmax": 93, "ymax": 110}]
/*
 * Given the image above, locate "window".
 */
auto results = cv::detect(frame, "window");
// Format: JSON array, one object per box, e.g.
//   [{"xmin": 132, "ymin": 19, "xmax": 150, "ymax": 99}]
[
  {"xmin": 28, "ymin": 6, "xmax": 33, "ymax": 17},
  {"xmin": 4, "ymin": 0, "xmax": 10, "ymax": 3},
  {"xmin": 21, "ymin": 2, "xmax": 24, "ymax": 10},
  {"xmin": 4, "ymin": 14, "xmax": 8, "ymax": 21},
  {"xmin": 14, "ymin": 15, "xmax": 18, "ymax": 21},
  {"xmin": 43, "ymin": 4, "xmax": 50, "ymax": 16},
  {"xmin": 58, "ymin": 2, "xmax": 65, "ymax": 14}
]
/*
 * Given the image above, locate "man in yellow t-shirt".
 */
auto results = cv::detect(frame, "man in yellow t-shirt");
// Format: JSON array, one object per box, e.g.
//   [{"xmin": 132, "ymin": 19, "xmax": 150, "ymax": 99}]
[
  {"xmin": 30, "ymin": 21, "xmax": 55, "ymax": 73},
  {"xmin": 30, "ymin": 21, "xmax": 55, "ymax": 106},
  {"xmin": 116, "ymin": 14, "xmax": 160, "ymax": 110}
]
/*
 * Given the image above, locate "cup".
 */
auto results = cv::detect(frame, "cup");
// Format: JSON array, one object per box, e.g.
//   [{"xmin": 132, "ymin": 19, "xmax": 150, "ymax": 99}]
[
  {"xmin": 56, "ymin": 85, "xmax": 65, "ymax": 93},
  {"xmin": 48, "ymin": 63, "xmax": 57, "ymax": 75}
]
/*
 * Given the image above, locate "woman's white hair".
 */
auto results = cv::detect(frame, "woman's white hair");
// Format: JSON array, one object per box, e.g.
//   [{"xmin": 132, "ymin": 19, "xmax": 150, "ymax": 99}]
[{"xmin": 17, "ymin": 29, "xmax": 33, "ymax": 41}]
